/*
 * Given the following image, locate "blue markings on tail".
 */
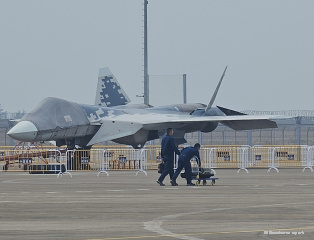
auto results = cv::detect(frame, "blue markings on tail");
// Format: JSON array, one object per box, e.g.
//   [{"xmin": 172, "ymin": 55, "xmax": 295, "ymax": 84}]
[{"xmin": 95, "ymin": 67, "xmax": 131, "ymax": 107}]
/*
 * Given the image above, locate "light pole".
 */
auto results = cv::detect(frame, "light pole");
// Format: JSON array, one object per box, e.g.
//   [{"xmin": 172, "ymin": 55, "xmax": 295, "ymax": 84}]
[{"xmin": 143, "ymin": 0, "xmax": 149, "ymax": 105}]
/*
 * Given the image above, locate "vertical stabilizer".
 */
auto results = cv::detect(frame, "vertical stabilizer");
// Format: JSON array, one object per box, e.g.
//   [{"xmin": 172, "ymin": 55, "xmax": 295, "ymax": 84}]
[
  {"xmin": 95, "ymin": 67, "xmax": 131, "ymax": 107},
  {"xmin": 205, "ymin": 66, "xmax": 228, "ymax": 112}
]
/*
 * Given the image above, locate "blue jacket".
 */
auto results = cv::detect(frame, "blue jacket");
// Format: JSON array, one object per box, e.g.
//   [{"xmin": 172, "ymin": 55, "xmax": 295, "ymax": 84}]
[
  {"xmin": 161, "ymin": 134, "xmax": 180, "ymax": 161},
  {"xmin": 179, "ymin": 146, "xmax": 201, "ymax": 167}
]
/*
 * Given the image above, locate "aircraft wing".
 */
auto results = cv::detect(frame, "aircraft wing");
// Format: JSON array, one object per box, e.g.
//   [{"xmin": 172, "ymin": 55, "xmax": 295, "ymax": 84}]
[
  {"xmin": 95, "ymin": 113, "xmax": 282, "ymax": 126},
  {"xmin": 171, "ymin": 114, "xmax": 280, "ymax": 130},
  {"xmin": 87, "ymin": 113, "xmax": 283, "ymax": 145},
  {"xmin": 88, "ymin": 121, "xmax": 143, "ymax": 146}
]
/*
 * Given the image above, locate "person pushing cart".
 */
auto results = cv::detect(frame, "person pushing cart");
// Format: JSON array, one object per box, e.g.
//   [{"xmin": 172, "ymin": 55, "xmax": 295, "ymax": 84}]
[{"xmin": 170, "ymin": 143, "xmax": 201, "ymax": 186}]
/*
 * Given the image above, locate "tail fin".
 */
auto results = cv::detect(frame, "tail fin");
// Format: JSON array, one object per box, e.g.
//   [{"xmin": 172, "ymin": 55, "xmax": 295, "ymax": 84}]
[
  {"xmin": 205, "ymin": 66, "xmax": 228, "ymax": 112},
  {"xmin": 95, "ymin": 67, "xmax": 131, "ymax": 107}
]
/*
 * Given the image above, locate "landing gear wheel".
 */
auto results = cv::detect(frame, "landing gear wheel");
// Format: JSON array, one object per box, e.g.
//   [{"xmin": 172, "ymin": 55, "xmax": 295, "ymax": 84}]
[
  {"xmin": 211, "ymin": 179, "xmax": 216, "ymax": 185},
  {"xmin": 203, "ymin": 180, "xmax": 207, "ymax": 186},
  {"xmin": 196, "ymin": 180, "xmax": 201, "ymax": 186}
]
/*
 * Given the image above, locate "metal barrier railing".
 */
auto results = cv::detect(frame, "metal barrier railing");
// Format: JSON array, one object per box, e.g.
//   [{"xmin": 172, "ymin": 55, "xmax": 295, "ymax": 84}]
[
  {"xmin": 1, "ymin": 145, "xmax": 314, "ymax": 175},
  {"xmin": 302, "ymin": 146, "xmax": 314, "ymax": 172},
  {"xmin": 237, "ymin": 147, "xmax": 249, "ymax": 173},
  {"xmin": 97, "ymin": 149, "xmax": 110, "ymax": 177},
  {"xmin": 0, "ymin": 148, "xmax": 66, "ymax": 173}
]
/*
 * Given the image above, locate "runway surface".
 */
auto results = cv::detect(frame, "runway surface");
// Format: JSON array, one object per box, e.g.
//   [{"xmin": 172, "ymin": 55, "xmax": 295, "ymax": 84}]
[{"xmin": 0, "ymin": 168, "xmax": 314, "ymax": 240}]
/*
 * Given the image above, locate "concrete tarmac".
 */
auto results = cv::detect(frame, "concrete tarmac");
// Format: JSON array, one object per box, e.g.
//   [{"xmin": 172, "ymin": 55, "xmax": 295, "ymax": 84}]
[{"xmin": 0, "ymin": 168, "xmax": 314, "ymax": 240}]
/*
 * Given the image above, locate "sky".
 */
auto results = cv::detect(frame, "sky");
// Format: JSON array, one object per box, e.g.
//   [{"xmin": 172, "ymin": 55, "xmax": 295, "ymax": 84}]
[{"xmin": 1, "ymin": 0, "xmax": 314, "ymax": 113}]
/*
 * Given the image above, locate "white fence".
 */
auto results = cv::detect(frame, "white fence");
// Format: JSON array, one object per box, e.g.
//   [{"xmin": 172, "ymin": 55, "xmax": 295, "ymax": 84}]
[
  {"xmin": 199, "ymin": 145, "xmax": 314, "ymax": 173},
  {"xmin": 1, "ymin": 145, "xmax": 314, "ymax": 175}
]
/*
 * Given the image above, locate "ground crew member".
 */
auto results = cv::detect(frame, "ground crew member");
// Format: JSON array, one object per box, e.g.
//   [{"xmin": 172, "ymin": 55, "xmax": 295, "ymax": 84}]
[
  {"xmin": 170, "ymin": 143, "xmax": 201, "ymax": 186},
  {"xmin": 157, "ymin": 128, "xmax": 180, "ymax": 186}
]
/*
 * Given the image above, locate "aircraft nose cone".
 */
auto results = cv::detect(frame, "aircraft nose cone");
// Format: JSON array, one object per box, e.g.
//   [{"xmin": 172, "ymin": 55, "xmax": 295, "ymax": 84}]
[{"xmin": 7, "ymin": 121, "xmax": 38, "ymax": 141}]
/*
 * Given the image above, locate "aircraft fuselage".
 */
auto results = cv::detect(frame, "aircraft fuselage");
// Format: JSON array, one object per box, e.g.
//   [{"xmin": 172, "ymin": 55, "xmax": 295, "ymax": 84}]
[{"xmin": 7, "ymin": 97, "xmax": 211, "ymax": 148}]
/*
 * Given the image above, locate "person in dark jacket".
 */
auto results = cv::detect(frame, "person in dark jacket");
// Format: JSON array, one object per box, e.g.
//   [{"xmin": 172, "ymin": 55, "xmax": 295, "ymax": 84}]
[
  {"xmin": 170, "ymin": 143, "xmax": 201, "ymax": 186},
  {"xmin": 157, "ymin": 128, "xmax": 180, "ymax": 186}
]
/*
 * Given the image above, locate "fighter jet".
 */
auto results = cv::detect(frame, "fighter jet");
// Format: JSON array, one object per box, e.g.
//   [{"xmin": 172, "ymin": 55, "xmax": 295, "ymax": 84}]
[{"xmin": 7, "ymin": 67, "xmax": 280, "ymax": 149}]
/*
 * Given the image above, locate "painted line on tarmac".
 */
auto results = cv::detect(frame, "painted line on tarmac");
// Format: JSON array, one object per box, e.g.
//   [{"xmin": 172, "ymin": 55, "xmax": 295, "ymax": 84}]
[
  {"xmin": 1, "ymin": 179, "xmax": 22, "ymax": 183},
  {"xmin": 86, "ymin": 226, "xmax": 314, "ymax": 239},
  {"xmin": 144, "ymin": 208, "xmax": 231, "ymax": 240},
  {"xmin": 143, "ymin": 201, "xmax": 314, "ymax": 240}
]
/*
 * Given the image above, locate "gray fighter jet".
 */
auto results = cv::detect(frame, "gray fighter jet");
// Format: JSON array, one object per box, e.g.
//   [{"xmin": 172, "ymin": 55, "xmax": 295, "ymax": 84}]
[{"xmin": 7, "ymin": 67, "xmax": 279, "ymax": 149}]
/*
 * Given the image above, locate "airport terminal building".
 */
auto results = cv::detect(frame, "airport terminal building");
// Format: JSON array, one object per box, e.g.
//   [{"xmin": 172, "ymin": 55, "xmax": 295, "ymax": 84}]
[{"xmin": 1, "ymin": 110, "xmax": 314, "ymax": 147}]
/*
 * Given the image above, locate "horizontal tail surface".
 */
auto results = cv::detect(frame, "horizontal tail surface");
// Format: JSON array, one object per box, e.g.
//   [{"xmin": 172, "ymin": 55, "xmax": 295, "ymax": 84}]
[{"xmin": 217, "ymin": 106, "xmax": 278, "ymax": 130}]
